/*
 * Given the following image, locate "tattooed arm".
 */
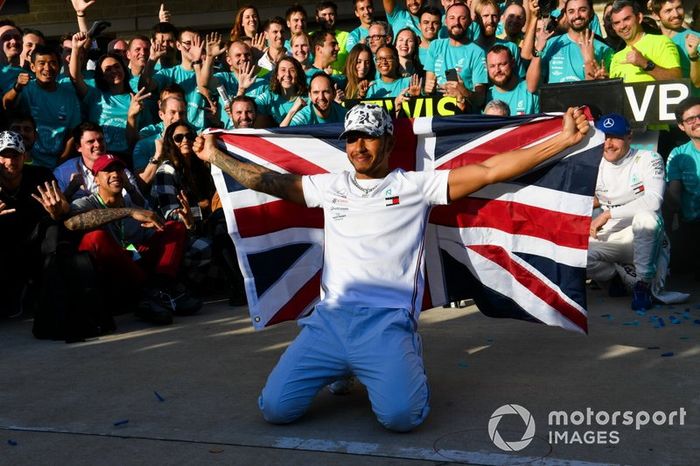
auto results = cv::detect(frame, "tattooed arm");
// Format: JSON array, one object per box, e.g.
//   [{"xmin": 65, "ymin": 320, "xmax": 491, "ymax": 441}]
[
  {"xmin": 64, "ymin": 208, "xmax": 164, "ymax": 231},
  {"xmin": 193, "ymin": 134, "xmax": 305, "ymax": 205}
]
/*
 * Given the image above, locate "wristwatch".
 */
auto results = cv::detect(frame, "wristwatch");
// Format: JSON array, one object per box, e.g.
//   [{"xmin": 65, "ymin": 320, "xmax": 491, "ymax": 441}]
[
  {"xmin": 532, "ymin": 48, "xmax": 542, "ymax": 58},
  {"xmin": 149, "ymin": 156, "xmax": 160, "ymax": 165},
  {"xmin": 643, "ymin": 60, "xmax": 656, "ymax": 72}
]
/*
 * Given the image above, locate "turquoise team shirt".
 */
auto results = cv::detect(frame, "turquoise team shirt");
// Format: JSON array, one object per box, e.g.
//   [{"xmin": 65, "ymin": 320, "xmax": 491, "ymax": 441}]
[
  {"xmin": 213, "ymin": 70, "xmax": 269, "ymax": 128},
  {"xmin": 387, "ymin": 6, "xmax": 421, "ymax": 38},
  {"xmin": 541, "ymin": 33, "xmax": 613, "ymax": 83},
  {"xmin": 84, "ymin": 88, "xmax": 134, "ymax": 154},
  {"xmin": 255, "ymin": 88, "xmax": 296, "ymax": 124},
  {"xmin": 290, "ymin": 101, "xmax": 347, "ymax": 126},
  {"xmin": 154, "ymin": 65, "xmax": 207, "ymax": 131},
  {"xmin": 347, "ymin": 25, "xmax": 369, "ymax": 51},
  {"xmin": 667, "ymin": 141, "xmax": 700, "ymax": 221},
  {"xmin": 366, "ymin": 76, "xmax": 411, "ymax": 98},
  {"xmin": 424, "ymin": 38, "xmax": 488, "ymax": 88},
  {"xmin": 0, "ymin": 64, "xmax": 23, "ymax": 93},
  {"xmin": 18, "ymin": 81, "xmax": 81, "ymax": 169},
  {"xmin": 486, "ymin": 80, "xmax": 539, "ymax": 115},
  {"xmin": 671, "ymin": 29, "xmax": 700, "ymax": 96}
]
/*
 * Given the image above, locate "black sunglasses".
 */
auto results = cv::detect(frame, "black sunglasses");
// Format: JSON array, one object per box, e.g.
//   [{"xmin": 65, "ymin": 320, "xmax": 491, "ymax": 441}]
[{"xmin": 173, "ymin": 132, "xmax": 195, "ymax": 144}]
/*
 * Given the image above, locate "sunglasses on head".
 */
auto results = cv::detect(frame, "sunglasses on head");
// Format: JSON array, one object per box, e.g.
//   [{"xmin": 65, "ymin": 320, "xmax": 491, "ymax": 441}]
[{"xmin": 173, "ymin": 132, "xmax": 195, "ymax": 143}]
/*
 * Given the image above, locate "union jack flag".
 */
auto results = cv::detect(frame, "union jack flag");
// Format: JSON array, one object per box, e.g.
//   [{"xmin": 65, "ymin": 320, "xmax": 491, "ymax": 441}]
[{"xmin": 210, "ymin": 113, "xmax": 603, "ymax": 334}]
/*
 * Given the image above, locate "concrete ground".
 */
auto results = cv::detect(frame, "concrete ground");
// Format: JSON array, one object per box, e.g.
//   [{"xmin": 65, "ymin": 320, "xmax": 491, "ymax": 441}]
[{"xmin": 1, "ymin": 275, "xmax": 699, "ymax": 466}]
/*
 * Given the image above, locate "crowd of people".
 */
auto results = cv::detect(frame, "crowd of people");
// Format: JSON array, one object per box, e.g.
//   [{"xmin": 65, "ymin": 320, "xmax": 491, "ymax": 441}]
[{"xmin": 0, "ymin": 0, "xmax": 699, "ymax": 330}]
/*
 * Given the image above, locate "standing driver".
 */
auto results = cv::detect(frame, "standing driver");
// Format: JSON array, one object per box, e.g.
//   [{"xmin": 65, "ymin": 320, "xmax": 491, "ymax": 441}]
[{"xmin": 193, "ymin": 103, "xmax": 589, "ymax": 431}]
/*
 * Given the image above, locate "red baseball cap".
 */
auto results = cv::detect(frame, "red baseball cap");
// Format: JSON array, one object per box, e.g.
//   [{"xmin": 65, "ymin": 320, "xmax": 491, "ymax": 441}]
[{"xmin": 91, "ymin": 154, "xmax": 125, "ymax": 175}]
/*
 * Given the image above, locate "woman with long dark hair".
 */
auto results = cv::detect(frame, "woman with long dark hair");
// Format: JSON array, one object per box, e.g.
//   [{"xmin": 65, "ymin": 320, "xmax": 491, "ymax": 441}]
[{"xmin": 344, "ymin": 43, "xmax": 375, "ymax": 99}]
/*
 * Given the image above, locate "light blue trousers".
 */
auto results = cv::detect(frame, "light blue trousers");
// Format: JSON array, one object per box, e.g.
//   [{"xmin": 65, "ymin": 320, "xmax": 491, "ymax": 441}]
[{"xmin": 258, "ymin": 305, "xmax": 430, "ymax": 432}]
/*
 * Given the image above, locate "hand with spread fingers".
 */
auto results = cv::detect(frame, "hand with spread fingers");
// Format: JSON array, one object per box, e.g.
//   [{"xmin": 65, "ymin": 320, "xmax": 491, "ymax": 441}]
[
  {"xmin": 31, "ymin": 180, "xmax": 70, "ymax": 220},
  {"xmin": 131, "ymin": 209, "xmax": 165, "ymax": 231},
  {"xmin": 173, "ymin": 190, "xmax": 195, "ymax": 229}
]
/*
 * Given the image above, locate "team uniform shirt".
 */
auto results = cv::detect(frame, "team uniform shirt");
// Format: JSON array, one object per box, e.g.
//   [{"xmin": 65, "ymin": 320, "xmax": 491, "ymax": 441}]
[
  {"xmin": 0, "ymin": 64, "xmax": 23, "ymax": 93},
  {"xmin": 54, "ymin": 156, "xmax": 142, "ymax": 203},
  {"xmin": 346, "ymin": 25, "xmax": 370, "ymax": 51},
  {"xmin": 486, "ymin": 80, "xmax": 539, "ymax": 115},
  {"xmin": 132, "ymin": 133, "xmax": 161, "ymax": 172},
  {"xmin": 387, "ymin": 6, "xmax": 421, "ymax": 38},
  {"xmin": 83, "ymin": 88, "xmax": 134, "ymax": 155},
  {"xmin": 610, "ymin": 33, "xmax": 680, "ymax": 83},
  {"xmin": 289, "ymin": 101, "xmax": 347, "ymax": 126},
  {"xmin": 213, "ymin": 70, "xmax": 269, "ymax": 129},
  {"xmin": 595, "ymin": 148, "xmax": 665, "ymax": 234},
  {"xmin": 254, "ymin": 88, "xmax": 296, "ymax": 124},
  {"xmin": 666, "ymin": 141, "xmax": 700, "ymax": 222},
  {"xmin": 424, "ymin": 38, "xmax": 488, "ymax": 88},
  {"xmin": 541, "ymin": 33, "xmax": 613, "ymax": 83},
  {"xmin": 153, "ymin": 65, "xmax": 208, "ymax": 131},
  {"xmin": 139, "ymin": 121, "xmax": 164, "ymax": 139},
  {"xmin": 366, "ymin": 76, "xmax": 411, "ymax": 98},
  {"xmin": 418, "ymin": 46, "xmax": 430, "ymax": 67},
  {"xmin": 302, "ymin": 168, "xmax": 450, "ymax": 313},
  {"xmin": 17, "ymin": 80, "xmax": 81, "ymax": 169},
  {"xmin": 671, "ymin": 29, "xmax": 700, "ymax": 96},
  {"xmin": 305, "ymin": 66, "xmax": 347, "ymax": 89}
]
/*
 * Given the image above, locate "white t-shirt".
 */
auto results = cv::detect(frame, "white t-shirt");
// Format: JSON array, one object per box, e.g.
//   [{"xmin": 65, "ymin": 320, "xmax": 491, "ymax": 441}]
[
  {"xmin": 302, "ymin": 168, "xmax": 450, "ymax": 314},
  {"xmin": 595, "ymin": 148, "xmax": 665, "ymax": 234}
]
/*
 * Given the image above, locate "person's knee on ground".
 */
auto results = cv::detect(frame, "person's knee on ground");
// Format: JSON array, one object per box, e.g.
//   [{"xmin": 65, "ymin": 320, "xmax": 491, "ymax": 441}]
[
  {"xmin": 372, "ymin": 390, "xmax": 430, "ymax": 432},
  {"xmin": 258, "ymin": 385, "xmax": 311, "ymax": 425}
]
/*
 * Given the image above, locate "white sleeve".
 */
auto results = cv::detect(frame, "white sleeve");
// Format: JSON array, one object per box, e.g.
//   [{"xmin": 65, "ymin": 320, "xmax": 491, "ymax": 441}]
[
  {"xmin": 610, "ymin": 152, "xmax": 665, "ymax": 219},
  {"xmin": 302, "ymin": 173, "xmax": 334, "ymax": 208},
  {"xmin": 407, "ymin": 170, "xmax": 450, "ymax": 206}
]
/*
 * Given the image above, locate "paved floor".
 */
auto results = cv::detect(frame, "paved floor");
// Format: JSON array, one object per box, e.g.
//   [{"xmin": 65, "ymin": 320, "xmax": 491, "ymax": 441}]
[{"xmin": 1, "ymin": 275, "xmax": 699, "ymax": 466}]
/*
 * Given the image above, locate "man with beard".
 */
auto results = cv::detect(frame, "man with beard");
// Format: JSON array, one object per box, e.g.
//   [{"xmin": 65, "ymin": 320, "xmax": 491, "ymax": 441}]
[
  {"xmin": 665, "ymin": 97, "xmax": 700, "ymax": 276},
  {"xmin": 287, "ymin": 72, "xmax": 346, "ymax": 126},
  {"xmin": 650, "ymin": 0, "xmax": 700, "ymax": 94},
  {"xmin": 486, "ymin": 46, "xmax": 539, "ymax": 115},
  {"xmin": 229, "ymin": 96, "xmax": 258, "ymax": 129},
  {"xmin": 191, "ymin": 103, "xmax": 590, "ymax": 431},
  {"xmin": 474, "ymin": 0, "xmax": 525, "ymax": 78},
  {"xmin": 524, "ymin": 0, "xmax": 614, "ymax": 88},
  {"xmin": 315, "ymin": 1, "xmax": 349, "ymax": 72},
  {"xmin": 608, "ymin": 0, "xmax": 681, "ymax": 83},
  {"xmin": 383, "ymin": 0, "xmax": 425, "ymax": 38},
  {"xmin": 424, "ymin": 2, "xmax": 487, "ymax": 111}
]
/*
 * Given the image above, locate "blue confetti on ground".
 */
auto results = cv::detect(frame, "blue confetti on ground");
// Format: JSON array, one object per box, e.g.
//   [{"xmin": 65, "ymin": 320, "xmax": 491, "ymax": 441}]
[
  {"xmin": 154, "ymin": 391, "xmax": 165, "ymax": 402},
  {"xmin": 458, "ymin": 361, "xmax": 469, "ymax": 368},
  {"xmin": 486, "ymin": 338, "xmax": 494, "ymax": 344},
  {"xmin": 623, "ymin": 320, "xmax": 640, "ymax": 326},
  {"xmin": 661, "ymin": 352, "xmax": 674, "ymax": 357},
  {"xmin": 600, "ymin": 314, "xmax": 613, "ymax": 321},
  {"xmin": 7, "ymin": 440, "xmax": 17, "ymax": 446},
  {"xmin": 669, "ymin": 316, "xmax": 681, "ymax": 325},
  {"xmin": 635, "ymin": 310, "xmax": 646, "ymax": 317},
  {"xmin": 680, "ymin": 336, "xmax": 690, "ymax": 340},
  {"xmin": 656, "ymin": 318, "xmax": 666, "ymax": 328},
  {"xmin": 113, "ymin": 419, "xmax": 129, "ymax": 427},
  {"xmin": 694, "ymin": 320, "xmax": 700, "ymax": 325}
]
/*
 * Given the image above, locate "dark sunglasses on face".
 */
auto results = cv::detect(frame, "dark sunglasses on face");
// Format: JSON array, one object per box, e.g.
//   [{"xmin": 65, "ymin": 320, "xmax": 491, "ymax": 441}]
[{"xmin": 173, "ymin": 132, "xmax": 195, "ymax": 143}]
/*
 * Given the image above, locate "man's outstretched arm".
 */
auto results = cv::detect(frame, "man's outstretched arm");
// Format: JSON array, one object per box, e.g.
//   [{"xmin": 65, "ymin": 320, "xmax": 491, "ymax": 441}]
[
  {"xmin": 193, "ymin": 134, "xmax": 306, "ymax": 205},
  {"xmin": 446, "ymin": 107, "xmax": 590, "ymax": 202}
]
